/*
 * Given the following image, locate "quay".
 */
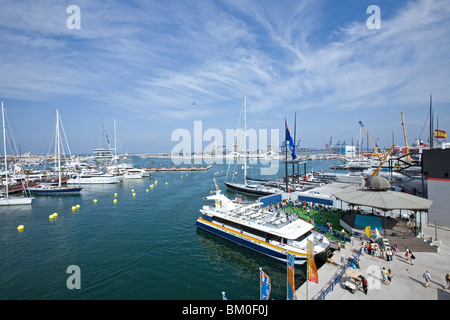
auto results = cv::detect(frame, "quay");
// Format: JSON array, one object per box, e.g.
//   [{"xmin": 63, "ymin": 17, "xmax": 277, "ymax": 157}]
[{"xmin": 296, "ymin": 222, "xmax": 450, "ymax": 300}]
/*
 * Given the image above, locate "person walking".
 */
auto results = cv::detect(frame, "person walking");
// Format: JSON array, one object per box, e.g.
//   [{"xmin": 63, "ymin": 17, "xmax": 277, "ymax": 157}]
[
  {"xmin": 445, "ymin": 274, "xmax": 450, "ymax": 290},
  {"xmin": 362, "ymin": 276, "xmax": 368, "ymax": 295},
  {"xmin": 423, "ymin": 271, "xmax": 432, "ymax": 288}
]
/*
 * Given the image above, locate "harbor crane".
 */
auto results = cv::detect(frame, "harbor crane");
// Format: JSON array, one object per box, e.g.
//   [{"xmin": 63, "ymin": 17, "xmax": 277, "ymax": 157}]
[
  {"xmin": 358, "ymin": 121, "xmax": 382, "ymax": 160},
  {"xmin": 401, "ymin": 112, "xmax": 412, "ymax": 164},
  {"xmin": 372, "ymin": 144, "xmax": 395, "ymax": 177}
]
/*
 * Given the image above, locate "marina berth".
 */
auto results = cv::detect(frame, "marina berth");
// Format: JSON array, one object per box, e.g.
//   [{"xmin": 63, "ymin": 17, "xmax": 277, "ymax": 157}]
[{"xmin": 197, "ymin": 188, "xmax": 330, "ymax": 266}]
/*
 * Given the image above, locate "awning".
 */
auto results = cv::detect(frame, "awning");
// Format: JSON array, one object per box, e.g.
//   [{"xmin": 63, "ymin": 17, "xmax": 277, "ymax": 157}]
[{"xmin": 332, "ymin": 189, "xmax": 433, "ymax": 211}]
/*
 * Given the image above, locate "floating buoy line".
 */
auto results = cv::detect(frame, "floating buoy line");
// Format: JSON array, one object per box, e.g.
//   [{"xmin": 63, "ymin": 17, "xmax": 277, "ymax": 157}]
[{"xmin": 16, "ymin": 178, "xmax": 173, "ymax": 231}]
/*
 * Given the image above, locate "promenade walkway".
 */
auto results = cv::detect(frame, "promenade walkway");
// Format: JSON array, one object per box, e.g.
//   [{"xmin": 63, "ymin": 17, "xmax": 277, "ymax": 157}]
[{"xmin": 296, "ymin": 223, "xmax": 450, "ymax": 300}]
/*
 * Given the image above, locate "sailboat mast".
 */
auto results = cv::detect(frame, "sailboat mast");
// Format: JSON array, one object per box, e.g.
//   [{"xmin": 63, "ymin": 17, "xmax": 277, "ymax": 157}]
[
  {"xmin": 56, "ymin": 109, "xmax": 62, "ymax": 187},
  {"xmin": 2, "ymin": 102, "xmax": 8, "ymax": 198},
  {"xmin": 429, "ymin": 94, "xmax": 433, "ymax": 149},
  {"xmin": 114, "ymin": 118, "xmax": 117, "ymax": 164},
  {"xmin": 244, "ymin": 95, "xmax": 247, "ymax": 186}
]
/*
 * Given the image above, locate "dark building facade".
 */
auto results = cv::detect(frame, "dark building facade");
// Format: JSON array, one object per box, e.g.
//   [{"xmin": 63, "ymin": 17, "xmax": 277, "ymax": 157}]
[{"xmin": 422, "ymin": 149, "xmax": 450, "ymax": 226}]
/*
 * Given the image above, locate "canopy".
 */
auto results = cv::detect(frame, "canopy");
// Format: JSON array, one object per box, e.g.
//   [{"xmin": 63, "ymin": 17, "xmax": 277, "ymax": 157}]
[{"xmin": 332, "ymin": 189, "xmax": 433, "ymax": 211}]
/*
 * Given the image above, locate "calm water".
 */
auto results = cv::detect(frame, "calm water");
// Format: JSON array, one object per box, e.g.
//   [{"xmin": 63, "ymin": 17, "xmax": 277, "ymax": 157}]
[{"xmin": 0, "ymin": 157, "xmax": 339, "ymax": 300}]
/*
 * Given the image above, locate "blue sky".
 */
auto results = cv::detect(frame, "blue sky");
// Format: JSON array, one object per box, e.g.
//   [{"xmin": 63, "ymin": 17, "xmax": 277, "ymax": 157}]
[{"xmin": 1, "ymin": 0, "xmax": 449, "ymax": 154}]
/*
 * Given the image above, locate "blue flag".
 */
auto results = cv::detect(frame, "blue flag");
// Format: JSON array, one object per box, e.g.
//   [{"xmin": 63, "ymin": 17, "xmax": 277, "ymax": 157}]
[
  {"xmin": 285, "ymin": 120, "xmax": 297, "ymax": 160},
  {"xmin": 260, "ymin": 269, "xmax": 271, "ymax": 300},
  {"xmin": 287, "ymin": 252, "xmax": 297, "ymax": 300}
]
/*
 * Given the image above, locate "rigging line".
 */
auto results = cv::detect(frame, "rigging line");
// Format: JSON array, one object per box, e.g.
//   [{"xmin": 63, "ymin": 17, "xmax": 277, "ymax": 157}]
[{"xmin": 418, "ymin": 110, "xmax": 430, "ymax": 140}]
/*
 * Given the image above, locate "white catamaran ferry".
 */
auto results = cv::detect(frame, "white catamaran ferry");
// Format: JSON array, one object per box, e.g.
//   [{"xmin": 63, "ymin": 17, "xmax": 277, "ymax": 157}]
[{"xmin": 197, "ymin": 189, "xmax": 330, "ymax": 265}]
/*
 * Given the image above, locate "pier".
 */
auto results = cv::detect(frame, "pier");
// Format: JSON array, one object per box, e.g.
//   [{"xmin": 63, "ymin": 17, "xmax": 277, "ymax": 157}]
[{"xmin": 296, "ymin": 223, "xmax": 450, "ymax": 300}]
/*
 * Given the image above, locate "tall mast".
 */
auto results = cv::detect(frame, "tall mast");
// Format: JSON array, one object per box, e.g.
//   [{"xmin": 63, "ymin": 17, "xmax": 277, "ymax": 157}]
[
  {"xmin": 2, "ymin": 101, "xmax": 8, "ymax": 198},
  {"xmin": 243, "ymin": 95, "xmax": 247, "ymax": 186},
  {"xmin": 56, "ymin": 109, "xmax": 62, "ymax": 187},
  {"xmin": 429, "ymin": 94, "xmax": 433, "ymax": 149},
  {"xmin": 114, "ymin": 118, "xmax": 117, "ymax": 164}
]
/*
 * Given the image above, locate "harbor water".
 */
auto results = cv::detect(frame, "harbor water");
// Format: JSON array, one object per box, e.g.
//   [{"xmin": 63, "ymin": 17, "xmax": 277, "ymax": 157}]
[{"xmin": 0, "ymin": 157, "xmax": 340, "ymax": 300}]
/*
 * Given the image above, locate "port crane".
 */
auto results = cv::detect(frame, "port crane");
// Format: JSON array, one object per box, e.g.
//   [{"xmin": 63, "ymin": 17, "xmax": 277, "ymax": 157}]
[
  {"xmin": 371, "ymin": 144, "xmax": 395, "ymax": 177},
  {"xmin": 401, "ymin": 112, "xmax": 412, "ymax": 164},
  {"xmin": 358, "ymin": 121, "xmax": 382, "ymax": 160}
]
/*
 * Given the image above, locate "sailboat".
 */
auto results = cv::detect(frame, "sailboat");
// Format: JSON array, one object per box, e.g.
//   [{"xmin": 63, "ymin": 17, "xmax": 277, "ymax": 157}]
[
  {"xmin": 0, "ymin": 101, "xmax": 34, "ymax": 205},
  {"xmin": 27, "ymin": 109, "xmax": 82, "ymax": 195},
  {"xmin": 224, "ymin": 96, "xmax": 279, "ymax": 197}
]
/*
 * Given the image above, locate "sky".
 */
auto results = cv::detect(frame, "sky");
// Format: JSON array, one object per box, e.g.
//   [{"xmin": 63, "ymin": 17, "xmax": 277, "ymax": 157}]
[{"xmin": 0, "ymin": 0, "xmax": 449, "ymax": 155}]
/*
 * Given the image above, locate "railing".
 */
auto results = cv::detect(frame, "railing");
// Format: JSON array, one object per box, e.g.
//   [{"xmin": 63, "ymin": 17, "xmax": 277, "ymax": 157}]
[{"xmin": 314, "ymin": 250, "xmax": 362, "ymax": 300}]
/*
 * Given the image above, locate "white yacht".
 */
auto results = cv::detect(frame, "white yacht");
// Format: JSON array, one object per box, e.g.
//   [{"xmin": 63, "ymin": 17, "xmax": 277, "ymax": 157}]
[{"xmin": 66, "ymin": 171, "xmax": 123, "ymax": 184}]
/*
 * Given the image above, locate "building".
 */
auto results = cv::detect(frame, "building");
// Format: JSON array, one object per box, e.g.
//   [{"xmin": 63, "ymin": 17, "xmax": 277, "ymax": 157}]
[{"xmin": 422, "ymin": 149, "xmax": 450, "ymax": 226}]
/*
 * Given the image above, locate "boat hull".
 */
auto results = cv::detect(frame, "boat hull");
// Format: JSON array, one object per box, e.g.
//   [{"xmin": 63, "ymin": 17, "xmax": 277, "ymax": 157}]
[
  {"xmin": 196, "ymin": 217, "xmax": 307, "ymax": 265},
  {"xmin": 0, "ymin": 197, "xmax": 33, "ymax": 206},
  {"xmin": 27, "ymin": 187, "xmax": 82, "ymax": 195},
  {"xmin": 224, "ymin": 182, "xmax": 277, "ymax": 197},
  {"xmin": 67, "ymin": 175, "xmax": 123, "ymax": 184}
]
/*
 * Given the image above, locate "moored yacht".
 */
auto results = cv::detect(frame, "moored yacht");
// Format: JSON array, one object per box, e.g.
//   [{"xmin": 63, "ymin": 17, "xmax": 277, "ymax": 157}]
[
  {"xmin": 66, "ymin": 171, "xmax": 123, "ymax": 184},
  {"xmin": 196, "ymin": 188, "xmax": 330, "ymax": 265}
]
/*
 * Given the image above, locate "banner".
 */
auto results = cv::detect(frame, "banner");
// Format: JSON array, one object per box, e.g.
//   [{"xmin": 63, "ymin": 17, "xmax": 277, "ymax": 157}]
[
  {"xmin": 435, "ymin": 129, "xmax": 447, "ymax": 139},
  {"xmin": 307, "ymin": 240, "xmax": 319, "ymax": 284},
  {"xmin": 285, "ymin": 120, "xmax": 297, "ymax": 160},
  {"xmin": 287, "ymin": 252, "xmax": 297, "ymax": 300},
  {"xmin": 260, "ymin": 268, "xmax": 271, "ymax": 300},
  {"xmin": 365, "ymin": 226, "xmax": 371, "ymax": 239}
]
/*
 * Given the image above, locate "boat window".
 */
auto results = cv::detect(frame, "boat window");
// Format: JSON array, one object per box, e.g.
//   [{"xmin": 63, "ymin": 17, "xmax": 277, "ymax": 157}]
[{"xmin": 295, "ymin": 231, "xmax": 312, "ymax": 243}]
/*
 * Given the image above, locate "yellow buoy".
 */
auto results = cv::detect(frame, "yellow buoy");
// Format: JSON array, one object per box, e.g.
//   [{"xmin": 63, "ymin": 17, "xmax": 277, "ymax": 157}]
[
  {"xmin": 132, "ymin": 193, "xmax": 136, "ymax": 197},
  {"xmin": 150, "ymin": 184, "xmax": 154, "ymax": 188},
  {"xmin": 165, "ymin": 182, "xmax": 168, "ymax": 185},
  {"xmin": 146, "ymin": 189, "xmax": 149, "ymax": 192},
  {"xmin": 49, "ymin": 214, "xmax": 55, "ymax": 219},
  {"xmin": 131, "ymin": 189, "xmax": 135, "ymax": 192},
  {"xmin": 76, "ymin": 204, "xmax": 80, "ymax": 209},
  {"xmin": 17, "ymin": 225, "xmax": 24, "ymax": 231},
  {"xmin": 155, "ymin": 180, "xmax": 158, "ymax": 184},
  {"xmin": 53, "ymin": 213, "xmax": 58, "ymax": 217},
  {"xmin": 113, "ymin": 199, "xmax": 118, "ymax": 204},
  {"xmin": 210, "ymin": 190, "xmax": 213, "ymax": 194},
  {"xmin": 93, "ymin": 199, "xmax": 98, "ymax": 203},
  {"xmin": 114, "ymin": 193, "xmax": 118, "ymax": 197},
  {"xmin": 71, "ymin": 206, "xmax": 76, "ymax": 211}
]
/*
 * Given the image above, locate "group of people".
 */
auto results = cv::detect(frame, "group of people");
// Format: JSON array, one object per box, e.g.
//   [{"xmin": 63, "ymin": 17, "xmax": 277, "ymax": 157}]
[{"xmin": 358, "ymin": 241, "xmax": 395, "ymax": 262}]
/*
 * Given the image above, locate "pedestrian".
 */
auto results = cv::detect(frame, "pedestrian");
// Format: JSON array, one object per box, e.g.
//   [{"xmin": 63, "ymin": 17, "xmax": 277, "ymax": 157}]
[
  {"xmin": 409, "ymin": 251, "xmax": 415, "ymax": 265},
  {"xmin": 387, "ymin": 269, "xmax": 393, "ymax": 283},
  {"xmin": 385, "ymin": 248, "xmax": 392, "ymax": 261},
  {"xmin": 381, "ymin": 267, "xmax": 389, "ymax": 285},
  {"xmin": 445, "ymin": 274, "xmax": 450, "ymax": 290},
  {"xmin": 362, "ymin": 276, "xmax": 368, "ymax": 295},
  {"xmin": 423, "ymin": 270, "xmax": 432, "ymax": 288}
]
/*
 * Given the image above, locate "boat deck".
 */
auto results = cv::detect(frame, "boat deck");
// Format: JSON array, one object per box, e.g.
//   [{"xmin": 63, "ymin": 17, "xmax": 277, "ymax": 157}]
[{"xmin": 227, "ymin": 206, "xmax": 299, "ymax": 229}]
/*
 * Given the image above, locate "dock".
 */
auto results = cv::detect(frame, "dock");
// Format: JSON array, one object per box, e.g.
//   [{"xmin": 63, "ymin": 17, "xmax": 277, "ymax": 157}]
[{"xmin": 295, "ymin": 223, "xmax": 450, "ymax": 300}]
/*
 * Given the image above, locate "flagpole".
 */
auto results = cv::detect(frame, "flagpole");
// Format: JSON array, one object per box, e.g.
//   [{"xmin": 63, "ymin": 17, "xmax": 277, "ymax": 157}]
[
  {"xmin": 285, "ymin": 119, "xmax": 288, "ymax": 193},
  {"xmin": 259, "ymin": 267, "xmax": 262, "ymax": 300},
  {"xmin": 286, "ymin": 251, "xmax": 288, "ymax": 300},
  {"xmin": 306, "ymin": 247, "xmax": 309, "ymax": 300}
]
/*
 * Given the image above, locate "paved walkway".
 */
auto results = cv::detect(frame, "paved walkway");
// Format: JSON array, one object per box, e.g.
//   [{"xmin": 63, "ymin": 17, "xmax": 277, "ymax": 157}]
[{"xmin": 296, "ymin": 223, "xmax": 450, "ymax": 300}]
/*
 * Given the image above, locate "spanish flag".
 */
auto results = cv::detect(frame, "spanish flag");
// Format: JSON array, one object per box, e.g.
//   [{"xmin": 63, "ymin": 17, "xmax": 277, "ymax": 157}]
[{"xmin": 435, "ymin": 129, "xmax": 447, "ymax": 139}]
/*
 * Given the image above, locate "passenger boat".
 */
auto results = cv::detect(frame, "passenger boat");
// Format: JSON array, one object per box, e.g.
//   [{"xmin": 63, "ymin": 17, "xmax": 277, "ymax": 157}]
[{"xmin": 196, "ymin": 188, "xmax": 330, "ymax": 265}]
